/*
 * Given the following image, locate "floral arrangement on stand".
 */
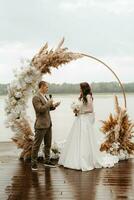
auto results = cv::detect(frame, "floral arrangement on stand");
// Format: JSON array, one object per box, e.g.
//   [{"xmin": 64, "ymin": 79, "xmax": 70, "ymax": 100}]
[
  {"xmin": 51, "ymin": 142, "xmax": 61, "ymax": 160},
  {"xmin": 100, "ymin": 95, "xmax": 134, "ymax": 160},
  {"xmin": 5, "ymin": 63, "xmax": 41, "ymax": 160},
  {"xmin": 5, "ymin": 38, "xmax": 83, "ymax": 160},
  {"xmin": 71, "ymin": 100, "xmax": 81, "ymax": 116},
  {"xmin": 37, "ymin": 142, "xmax": 61, "ymax": 161}
]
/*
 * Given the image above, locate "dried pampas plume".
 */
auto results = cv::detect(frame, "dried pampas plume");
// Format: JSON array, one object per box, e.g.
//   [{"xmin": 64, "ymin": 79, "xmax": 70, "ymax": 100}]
[
  {"xmin": 32, "ymin": 37, "xmax": 83, "ymax": 74},
  {"xmin": 100, "ymin": 95, "xmax": 134, "ymax": 157},
  {"xmin": 9, "ymin": 38, "xmax": 83, "ymax": 160}
]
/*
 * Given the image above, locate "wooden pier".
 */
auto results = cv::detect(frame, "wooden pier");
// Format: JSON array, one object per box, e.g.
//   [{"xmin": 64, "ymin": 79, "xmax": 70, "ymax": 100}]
[{"xmin": 0, "ymin": 142, "xmax": 134, "ymax": 200}]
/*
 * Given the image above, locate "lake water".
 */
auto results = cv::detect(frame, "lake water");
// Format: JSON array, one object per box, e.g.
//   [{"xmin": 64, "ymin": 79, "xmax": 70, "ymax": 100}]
[{"xmin": 0, "ymin": 94, "xmax": 134, "ymax": 142}]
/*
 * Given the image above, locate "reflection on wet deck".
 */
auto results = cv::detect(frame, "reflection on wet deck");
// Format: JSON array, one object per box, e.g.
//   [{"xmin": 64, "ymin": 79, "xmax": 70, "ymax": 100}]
[
  {"xmin": 0, "ymin": 144, "xmax": 134, "ymax": 200},
  {"xmin": 0, "ymin": 160, "xmax": 134, "ymax": 200}
]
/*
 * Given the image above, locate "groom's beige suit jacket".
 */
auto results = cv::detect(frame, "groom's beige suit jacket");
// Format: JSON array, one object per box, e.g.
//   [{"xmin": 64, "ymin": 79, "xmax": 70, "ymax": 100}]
[{"xmin": 32, "ymin": 92, "xmax": 52, "ymax": 129}]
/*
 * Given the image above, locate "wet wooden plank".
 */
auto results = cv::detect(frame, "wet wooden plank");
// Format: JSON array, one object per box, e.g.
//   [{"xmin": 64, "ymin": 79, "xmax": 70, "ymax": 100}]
[{"xmin": 0, "ymin": 142, "xmax": 134, "ymax": 200}]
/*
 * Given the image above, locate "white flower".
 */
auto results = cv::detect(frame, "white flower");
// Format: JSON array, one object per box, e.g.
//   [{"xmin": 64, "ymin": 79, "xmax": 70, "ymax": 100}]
[
  {"xmin": 124, "ymin": 150, "xmax": 128, "ymax": 155},
  {"xmin": 50, "ymin": 142, "xmax": 61, "ymax": 159},
  {"xmin": 24, "ymin": 76, "xmax": 33, "ymax": 84},
  {"xmin": 14, "ymin": 91, "xmax": 23, "ymax": 99},
  {"xmin": 16, "ymin": 83, "xmax": 22, "ymax": 90},
  {"xmin": 14, "ymin": 105, "xmax": 24, "ymax": 114},
  {"xmin": 51, "ymin": 152, "xmax": 59, "ymax": 159},
  {"xmin": 5, "ymin": 58, "xmax": 42, "ymax": 138},
  {"xmin": 112, "ymin": 142, "xmax": 120, "ymax": 149},
  {"xmin": 19, "ymin": 98, "xmax": 26, "ymax": 105},
  {"xmin": 110, "ymin": 147, "xmax": 114, "ymax": 151},
  {"xmin": 51, "ymin": 142, "xmax": 60, "ymax": 154},
  {"xmin": 10, "ymin": 97, "xmax": 17, "ymax": 106},
  {"xmin": 118, "ymin": 149, "xmax": 129, "ymax": 160},
  {"xmin": 118, "ymin": 153, "xmax": 126, "ymax": 160}
]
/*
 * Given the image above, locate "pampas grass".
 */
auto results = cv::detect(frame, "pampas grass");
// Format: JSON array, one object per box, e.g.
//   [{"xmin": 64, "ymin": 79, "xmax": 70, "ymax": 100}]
[
  {"xmin": 100, "ymin": 95, "xmax": 134, "ymax": 158},
  {"xmin": 32, "ymin": 38, "xmax": 83, "ymax": 74},
  {"xmin": 6, "ymin": 38, "xmax": 83, "ymax": 159}
]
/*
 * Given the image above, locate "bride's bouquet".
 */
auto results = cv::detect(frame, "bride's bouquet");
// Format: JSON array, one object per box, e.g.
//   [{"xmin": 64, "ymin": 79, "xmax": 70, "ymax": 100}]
[{"xmin": 71, "ymin": 100, "xmax": 80, "ymax": 116}]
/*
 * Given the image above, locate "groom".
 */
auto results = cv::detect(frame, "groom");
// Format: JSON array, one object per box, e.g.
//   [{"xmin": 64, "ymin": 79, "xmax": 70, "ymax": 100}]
[{"xmin": 31, "ymin": 81, "xmax": 60, "ymax": 170}]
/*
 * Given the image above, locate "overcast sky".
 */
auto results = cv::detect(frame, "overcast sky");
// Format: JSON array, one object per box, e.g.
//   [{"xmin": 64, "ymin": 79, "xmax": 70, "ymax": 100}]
[{"xmin": 0, "ymin": 0, "xmax": 134, "ymax": 84}]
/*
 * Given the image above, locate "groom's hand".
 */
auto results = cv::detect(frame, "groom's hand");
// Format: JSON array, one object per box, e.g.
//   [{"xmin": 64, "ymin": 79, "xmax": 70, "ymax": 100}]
[
  {"xmin": 50, "ymin": 101, "xmax": 60, "ymax": 111},
  {"xmin": 53, "ymin": 101, "xmax": 61, "ymax": 108},
  {"xmin": 48, "ymin": 100, "xmax": 53, "ymax": 106}
]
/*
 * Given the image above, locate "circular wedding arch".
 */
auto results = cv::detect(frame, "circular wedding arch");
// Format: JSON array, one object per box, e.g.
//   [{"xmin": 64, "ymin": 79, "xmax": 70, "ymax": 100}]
[
  {"xmin": 5, "ymin": 39, "xmax": 127, "ymax": 159},
  {"xmin": 81, "ymin": 53, "xmax": 127, "ymax": 108}
]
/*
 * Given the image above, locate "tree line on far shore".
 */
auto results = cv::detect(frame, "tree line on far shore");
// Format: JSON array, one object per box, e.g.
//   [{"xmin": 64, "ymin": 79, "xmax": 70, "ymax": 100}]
[{"xmin": 0, "ymin": 82, "xmax": 134, "ymax": 95}]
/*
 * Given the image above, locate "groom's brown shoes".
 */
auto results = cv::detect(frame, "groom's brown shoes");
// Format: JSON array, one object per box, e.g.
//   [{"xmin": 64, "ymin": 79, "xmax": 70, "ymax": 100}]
[{"xmin": 31, "ymin": 162, "xmax": 38, "ymax": 171}]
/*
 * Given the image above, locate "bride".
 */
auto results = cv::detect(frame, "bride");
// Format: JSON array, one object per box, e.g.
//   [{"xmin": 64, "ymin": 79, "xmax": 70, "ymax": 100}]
[{"xmin": 58, "ymin": 82, "xmax": 119, "ymax": 171}]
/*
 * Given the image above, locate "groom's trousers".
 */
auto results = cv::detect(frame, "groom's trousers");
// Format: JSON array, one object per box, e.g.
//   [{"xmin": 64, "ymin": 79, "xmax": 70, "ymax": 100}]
[{"xmin": 31, "ymin": 127, "xmax": 52, "ymax": 164}]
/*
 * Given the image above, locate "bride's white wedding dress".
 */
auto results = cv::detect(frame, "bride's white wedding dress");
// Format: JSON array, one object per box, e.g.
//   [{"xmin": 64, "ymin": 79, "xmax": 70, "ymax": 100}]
[{"xmin": 58, "ymin": 95, "xmax": 119, "ymax": 171}]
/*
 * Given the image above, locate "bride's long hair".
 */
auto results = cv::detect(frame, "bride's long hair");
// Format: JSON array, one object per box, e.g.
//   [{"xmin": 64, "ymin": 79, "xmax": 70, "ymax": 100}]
[{"xmin": 79, "ymin": 82, "xmax": 93, "ymax": 103}]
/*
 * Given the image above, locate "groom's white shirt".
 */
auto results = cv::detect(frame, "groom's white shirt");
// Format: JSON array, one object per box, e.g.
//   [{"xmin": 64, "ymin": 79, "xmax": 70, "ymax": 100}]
[{"xmin": 40, "ymin": 92, "xmax": 48, "ymax": 101}]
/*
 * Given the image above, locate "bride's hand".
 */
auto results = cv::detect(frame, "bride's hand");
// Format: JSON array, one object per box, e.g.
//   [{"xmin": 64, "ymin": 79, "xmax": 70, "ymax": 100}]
[{"xmin": 73, "ymin": 109, "xmax": 79, "ymax": 114}]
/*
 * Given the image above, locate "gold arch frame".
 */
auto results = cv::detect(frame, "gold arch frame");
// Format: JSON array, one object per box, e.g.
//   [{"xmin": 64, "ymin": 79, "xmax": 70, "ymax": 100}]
[{"xmin": 81, "ymin": 53, "xmax": 127, "ymax": 108}]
